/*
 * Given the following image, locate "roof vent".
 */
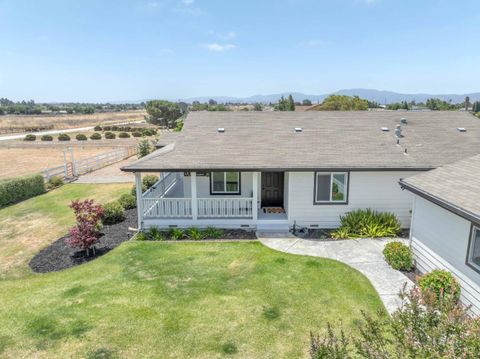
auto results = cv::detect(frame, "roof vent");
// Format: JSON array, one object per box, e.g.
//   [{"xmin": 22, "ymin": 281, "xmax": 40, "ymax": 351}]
[
  {"xmin": 217, "ymin": 127, "xmax": 225, "ymax": 133},
  {"xmin": 294, "ymin": 127, "xmax": 303, "ymax": 133},
  {"xmin": 400, "ymin": 117, "xmax": 408, "ymax": 124},
  {"xmin": 395, "ymin": 124, "xmax": 402, "ymax": 138},
  {"xmin": 457, "ymin": 127, "xmax": 466, "ymax": 132},
  {"xmin": 381, "ymin": 127, "xmax": 389, "ymax": 132}
]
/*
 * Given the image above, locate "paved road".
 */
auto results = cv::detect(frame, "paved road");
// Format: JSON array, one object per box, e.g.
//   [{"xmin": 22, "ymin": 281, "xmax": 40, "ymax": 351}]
[
  {"xmin": 257, "ymin": 232, "xmax": 414, "ymax": 314},
  {"xmin": 0, "ymin": 120, "xmax": 145, "ymax": 141}
]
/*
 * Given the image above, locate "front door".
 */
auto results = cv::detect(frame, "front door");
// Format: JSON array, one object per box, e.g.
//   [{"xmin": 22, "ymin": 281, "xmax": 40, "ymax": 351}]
[{"xmin": 261, "ymin": 172, "xmax": 284, "ymax": 207}]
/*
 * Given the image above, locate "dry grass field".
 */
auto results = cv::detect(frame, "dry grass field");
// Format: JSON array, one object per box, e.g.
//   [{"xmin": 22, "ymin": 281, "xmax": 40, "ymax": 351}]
[
  {"xmin": 0, "ymin": 110, "xmax": 146, "ymax": 133},
  {"xmin": 0, "ymin": 146, "xmax": 122, "ymax": 179}
]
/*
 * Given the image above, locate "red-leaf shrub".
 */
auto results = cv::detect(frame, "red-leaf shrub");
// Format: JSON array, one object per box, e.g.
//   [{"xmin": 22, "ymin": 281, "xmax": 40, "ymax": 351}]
[{"xmin": 66, "ymin": 199, "xmax": 104, "ymax": 254}]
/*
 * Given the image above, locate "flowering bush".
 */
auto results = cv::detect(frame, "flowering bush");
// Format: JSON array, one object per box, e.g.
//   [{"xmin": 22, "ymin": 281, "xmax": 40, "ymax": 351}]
[
  {"xmin": 383, "ymin": 241, "xmax": 413, "ymax": 271},
  {"xmin": 419, "ymin": 269, "xmax": 461, "ymax": 302},
  {"xmin": 65, "ymin": 199, "xmax": 104, "ymax": 255},
  {"xmin": 309, "ymin": 285, "xmax": 480, "ymax": 359}
]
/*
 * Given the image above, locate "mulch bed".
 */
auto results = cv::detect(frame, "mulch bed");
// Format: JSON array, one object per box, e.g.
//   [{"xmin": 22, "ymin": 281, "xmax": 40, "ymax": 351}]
[
  {"xmin": 29, "ymin": 209, "xmax": 257, "ymax": 273},
  {"xmin": 29, "ymin": 209, "xmax": 138, "ymax": 273}
]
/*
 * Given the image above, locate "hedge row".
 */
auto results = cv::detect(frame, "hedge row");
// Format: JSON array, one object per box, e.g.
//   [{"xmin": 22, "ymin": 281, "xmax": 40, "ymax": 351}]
[{"xmin": 0, "ymin": 174, "xmax": 45, "ymax": 208}]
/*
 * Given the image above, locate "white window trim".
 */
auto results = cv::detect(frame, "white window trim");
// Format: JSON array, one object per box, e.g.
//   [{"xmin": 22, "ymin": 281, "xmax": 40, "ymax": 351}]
[
  {"xmin": 467, "ymin": 225, "xmax": 480, "ymax": 272},
  {"xmin": 314, "ymin": 172, "xmax": 348, "ymax": 204},
  {"xmin": 210, "ymin": 171, "xmax": 241, "ymax": 194}
]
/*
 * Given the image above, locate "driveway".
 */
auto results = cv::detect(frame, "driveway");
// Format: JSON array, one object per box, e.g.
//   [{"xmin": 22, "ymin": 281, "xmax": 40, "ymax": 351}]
[{"xmin": 257, "ymin": 232, "xmax": 414, "ymax": 314}]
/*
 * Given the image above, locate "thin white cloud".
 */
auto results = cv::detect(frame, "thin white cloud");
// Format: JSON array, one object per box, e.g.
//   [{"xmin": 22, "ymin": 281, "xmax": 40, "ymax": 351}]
[
  {"xmin": 148, "ymin": 1, "xmax": 161, "ymax": 8},
  {"xmin": 299, "ymin": 39, "xmax": 323, "ymax": 48},
  {"xmin": 209, "ymin": 30, "xmax": 237, "ymax": 40},
  {"xmin": 182, "ymin": 0, "xmax": 194, "ymax": 5},
  {"xmin": 201, "ymin": 43, "xmax": 236, "ymax": 52},
  {"xmin": 159, "ymin": 48, "xmax": 175, "ymax": 55},
  {"xmin": 357, "ymin": 0, "xmax": 379, "ymax": 4}
]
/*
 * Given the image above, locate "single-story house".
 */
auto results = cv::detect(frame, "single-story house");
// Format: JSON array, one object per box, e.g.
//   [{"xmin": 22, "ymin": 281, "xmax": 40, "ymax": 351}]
[
  {"xmin": 400, "ymin": 154, "xmax": 480, "ymax": 314},
  {"xmin": 121, "ymin": 111, "xmax": 480, "ymax": 232}
]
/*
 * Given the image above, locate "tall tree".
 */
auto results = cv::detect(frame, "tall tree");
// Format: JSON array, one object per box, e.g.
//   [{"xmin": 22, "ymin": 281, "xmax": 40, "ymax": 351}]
[
  {"xmin": 145, "ymin": 100, "xmax": 182, "ymax": 128},
  {"xmin": 465, "ymin": 96, "xmax": 470, "ymax": 111},
  {"xmin": 288, "ymin": 94, "xmax": 295, "ymax": 111}
]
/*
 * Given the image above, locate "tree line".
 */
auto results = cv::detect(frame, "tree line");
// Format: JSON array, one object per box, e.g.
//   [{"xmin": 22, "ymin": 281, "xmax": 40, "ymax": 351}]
[{"xmin": 0, "ymin": 98, "xmax": 144, "ymax": 116}]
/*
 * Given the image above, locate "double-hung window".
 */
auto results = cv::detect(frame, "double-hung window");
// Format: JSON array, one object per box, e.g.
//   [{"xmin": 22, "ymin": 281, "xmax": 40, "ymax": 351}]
[
  {"xmin": 314, "ymin": 172, "xmax": 348, "ymax": 204},
  {"xmin": 467, "ymin": 225, "xmax": 480, "ymax": 272},
  {"xmin": 210, "ymin": 172, "xmax": 241, "ymax": 194}
]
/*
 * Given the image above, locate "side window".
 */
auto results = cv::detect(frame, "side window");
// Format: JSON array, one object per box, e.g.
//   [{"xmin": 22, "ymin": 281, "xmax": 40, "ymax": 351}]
[{"xmin": 315, "ymin": 172, "xmax": 348, "ymax": 204}]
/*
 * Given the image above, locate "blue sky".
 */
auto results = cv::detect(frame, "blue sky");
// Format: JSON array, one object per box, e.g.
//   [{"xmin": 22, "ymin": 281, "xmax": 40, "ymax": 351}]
[{"xmin": 1, "ymin": 0, "xmax": 479, "ymax": 102}]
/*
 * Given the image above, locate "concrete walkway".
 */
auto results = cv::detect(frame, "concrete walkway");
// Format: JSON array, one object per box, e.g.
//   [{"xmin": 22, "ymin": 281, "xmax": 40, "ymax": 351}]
[{"xmin": 257, "ymin": 232, "xmax": 414, "ymax": 314}]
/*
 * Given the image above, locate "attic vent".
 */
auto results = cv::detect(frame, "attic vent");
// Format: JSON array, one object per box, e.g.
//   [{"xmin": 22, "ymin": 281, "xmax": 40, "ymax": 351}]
[
  {"xmin": 217, "ymin": 127, "xmax": 225, "ymax": 133},
  {"xmin": 381, "ymin": 127, "xmax": 389, "ymax": 132},
  {"xmin": 294, "ymin": 127, "xmax": 303, "ymax": 133},
  {"xmin": 457, "ymin": 127, "xmax": 467, "ymax": 132},
  {"xmin": 400, "ymin": 117, "xmax": 408, "ymax": 124}
]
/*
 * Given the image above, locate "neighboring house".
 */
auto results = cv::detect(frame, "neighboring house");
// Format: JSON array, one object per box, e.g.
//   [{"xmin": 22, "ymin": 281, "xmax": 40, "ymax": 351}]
[
  {"xmin": 400, "ymin": 154, "xmax": 480, "ymax": 314},
  {"xmin": 121, "ymin": 111, "xmax": 480, "ymax": 232}
]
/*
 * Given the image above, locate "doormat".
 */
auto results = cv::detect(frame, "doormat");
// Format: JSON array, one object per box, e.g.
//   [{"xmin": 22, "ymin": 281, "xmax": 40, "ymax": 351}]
[{"xmin": 263, "ymin": 207, "xmax": 285, "ymax": 214}]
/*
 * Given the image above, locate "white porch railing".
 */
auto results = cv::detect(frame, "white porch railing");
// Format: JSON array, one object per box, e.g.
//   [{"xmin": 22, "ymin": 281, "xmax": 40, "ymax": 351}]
[
  {"xmin": 197, "ymin": 198, "xmax": 253, "ymax": 218},
  {"xmin": 143, "ymin": 198, "xmax": 192, "ymax": 218},
  {"xmin": 143, "ymin": 172, "xmax": 179, "ymax": 198},
  {"xmin": 142, "ymin": 197, "xmax": 254, "ymax": 219}
]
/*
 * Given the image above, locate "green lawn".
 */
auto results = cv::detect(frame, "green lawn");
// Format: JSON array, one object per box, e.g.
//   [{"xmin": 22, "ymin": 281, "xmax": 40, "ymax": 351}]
[
  {"xmin": 0, "ymin": 183, "xmax": 132, "ymax": 279},
  {"xmin": 0, "ymin": 241, "xmax": 385, "ymax": 358}
]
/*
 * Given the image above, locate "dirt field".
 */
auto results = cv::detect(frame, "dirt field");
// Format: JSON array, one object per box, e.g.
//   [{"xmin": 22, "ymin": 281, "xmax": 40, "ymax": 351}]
[
  {"xmin": 0, "ymin": 110, "xmax": 146, "ymax": 133},
  {"xmin": 0, "ymin": 146, "xmax": 122, "ymax": 179}
]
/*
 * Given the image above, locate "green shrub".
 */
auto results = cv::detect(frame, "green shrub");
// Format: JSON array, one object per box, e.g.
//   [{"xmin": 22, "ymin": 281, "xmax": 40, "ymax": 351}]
[
  {"xmin": 94, "ymin": 125, "xmax": 102, "ymax": 131},
  {"xmin": 204, "ymin": 227, "xmax": 224, "ymax": 239},
  {"xmin": 104, "ymin": 132, "xmax": 116, "ymax": 139},
  {"xmin": 41, "ymin": 134, "xmax": 53, "ymax": 141},
  {"xmin": 132, "ymin": 131, "xmax": 142, "ymax": 137},
  {"xmin": 118, "ymin": 193, "xmax": 136, "ymax": 209},
  {"xmin": 131, "ymin": 184, "xmax": 147, "ymax": 197},
  {"xmin": 102, "ymin": 201, "xmax": 126, "ymax": 225},
  {"xmin": 76, "ymin": 134, "xmax": 88, "ymax": 141},
  {"xmin": 138, "ymin": 139, "xmax": 151, "ymax": 158},
  {"xmin": 103, "ymin": 126, "xmax": 112, "ymax": 131},
  {"xmin": 0, "ymin": 174, "xmax": 45, "ymax": 208},
  {"xmin": 118, "ymin": 132, "xmax": 130, "ymax": 138},
  {"xmin": 419, "ymin": 269, "xmax": 461, "ymax": 301},
  {"xmin": 383, "ymin": 241, "xmax": 413, "ymax": 271},
  {"xmin": 148, "ymin": 227, "xmax": 165, "ymax": 241},
  {"xmin": 142, "ymin": 128, "xmax": 157, "ymax": 136},
  {"xmin": 112, "ymin": 126, "xmax": 119, "ymax": 131},
  {"xmin": 169, "ymin": 228, "xmax": 184, "ymax": 240},
  {"xmin": 186, "ymin": 227, "xmax": 204, "ymax": 240},
  {"xmin": 142, "ymin": 175, "xmax": 159, "ymax": 189},
  {"xmin": 24, "ymin": 134, "xmax": 36, "ymax": 141},
  {"xmin": 58, "ymin": 133, "xmax": 71, "ymax": 141},
  {"xmin": 135, "ymin": 232, "xmax": 148, "ymax": 241},
  {"xmin": 90, "ymin": 132, "xmax": 102, "ymax": 140},
  {"xmin": 46, "ymin": 176, "xmax": 64, "ymax": 190},
  {"xmin": 331, "ymin": 209, "xmax": 401, "ymax": 239}
]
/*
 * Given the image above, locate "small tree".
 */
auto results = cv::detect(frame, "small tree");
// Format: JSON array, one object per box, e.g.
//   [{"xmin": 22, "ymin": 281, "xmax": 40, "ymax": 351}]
[
  {"xmin": 253, "ymin": 103, "xmax": 263, "ymax": 111},
  {"xmin": 145, "ymin": 100, "xmax": 182, "ymax": 128},
  {"xmin": 302, "ymin": 99, "xmax": 312, "ymax": 106},
  {"xmin": 65, "ymin": 199, "xmax": 104, "ymax": 256},
  {"xmin": 138, "ymin": 139, "xmax": 151, "ymax": 158}
]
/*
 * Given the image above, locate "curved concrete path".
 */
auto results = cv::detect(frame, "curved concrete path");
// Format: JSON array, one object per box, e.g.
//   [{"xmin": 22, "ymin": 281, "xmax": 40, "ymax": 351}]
[{"xmin": 257, "ymin": 232, "xmax": 414, "ymax": 314}]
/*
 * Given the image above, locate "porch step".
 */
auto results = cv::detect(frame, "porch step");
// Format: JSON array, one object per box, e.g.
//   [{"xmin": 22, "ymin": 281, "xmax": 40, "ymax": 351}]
[{"xmin": 256, "ymin": 222, "xmax": 290, "ymax": 232}]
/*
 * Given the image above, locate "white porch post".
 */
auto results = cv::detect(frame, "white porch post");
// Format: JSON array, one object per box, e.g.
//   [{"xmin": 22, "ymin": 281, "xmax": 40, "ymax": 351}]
[
  {"xmin": 135, "ymin": 172, "xmax": 144, "ymax": 230},
  {"xmin": 191, "ymin": 172, "xmax": 198, "ymax": 220},
  {"xmin": 252, "ymin": 172, "xmax": 259, "ymax": 221}
]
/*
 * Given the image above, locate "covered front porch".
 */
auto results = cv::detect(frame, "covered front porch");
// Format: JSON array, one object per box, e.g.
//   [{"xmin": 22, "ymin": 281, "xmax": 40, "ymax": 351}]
[{"xmin": 134, "ymin": 171, "xmax": 289, "ymax": 229}]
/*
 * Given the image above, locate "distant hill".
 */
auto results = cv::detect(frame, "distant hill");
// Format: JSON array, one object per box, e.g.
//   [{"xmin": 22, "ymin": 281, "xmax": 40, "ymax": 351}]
[{"xmin": 175, "ymin": 89, "xmax": 480, "ymax": 105}]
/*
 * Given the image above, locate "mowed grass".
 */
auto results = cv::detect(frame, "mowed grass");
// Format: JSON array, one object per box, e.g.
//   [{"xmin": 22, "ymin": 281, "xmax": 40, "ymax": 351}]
[
  {"xmin": 0, "ymin": 241, "xmax": 385, "ymax": 358},
  {"xmin": 0, "ymin": 183, "xmax": 131, "ymax": 279}
]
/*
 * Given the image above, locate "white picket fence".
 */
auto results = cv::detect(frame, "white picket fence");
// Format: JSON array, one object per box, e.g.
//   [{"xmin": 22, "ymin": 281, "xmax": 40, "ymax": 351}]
[{"xmin": 41, "ymin": 145, "xmax": 137, "ymax": 181}]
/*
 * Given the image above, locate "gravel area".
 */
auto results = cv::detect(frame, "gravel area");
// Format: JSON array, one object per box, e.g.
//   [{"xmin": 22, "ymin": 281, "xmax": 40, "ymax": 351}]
[{"xmin": 29, "ymin": 209, "xmax": 137, "ymax": 273}]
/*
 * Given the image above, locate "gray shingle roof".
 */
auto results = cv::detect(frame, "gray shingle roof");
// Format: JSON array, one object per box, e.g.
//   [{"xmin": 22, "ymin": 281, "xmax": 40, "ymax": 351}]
[
  {"xmin": 122, "ymin": 110, "xmax": 480, "ymax": 172},
  {"xmin": 401, "ymin": 154, "xmax": 480, "ymax": 221},
  {"xmin": 156, "ymin": 131, "xmax": 179, "ymax": 148}
]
